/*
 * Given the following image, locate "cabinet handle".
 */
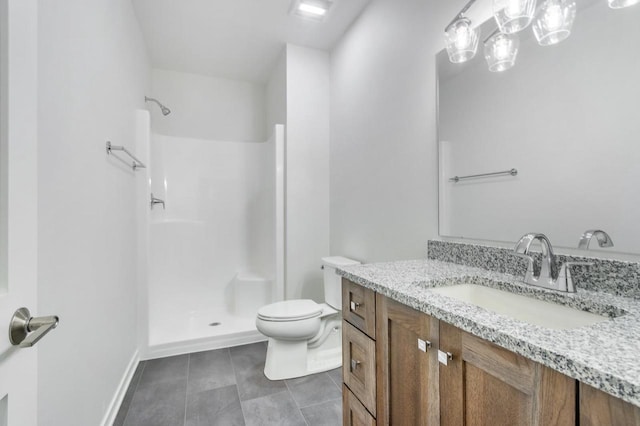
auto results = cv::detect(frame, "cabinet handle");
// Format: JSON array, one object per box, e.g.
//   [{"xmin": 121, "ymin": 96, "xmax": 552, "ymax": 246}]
[
  {"xmin": 418, "ymin": 339, "xmax": 432, "ymax": 352},
  {"xmin": 350, "ymin": 359, "xmax": 362, "ymax": 371},
  {"xmin": 350, "ymin": 301, "xmax": 361, "ymax": 311},
  {"xmin": 438, "ymin": 350, "xmax": 453, "ymax": 365}
]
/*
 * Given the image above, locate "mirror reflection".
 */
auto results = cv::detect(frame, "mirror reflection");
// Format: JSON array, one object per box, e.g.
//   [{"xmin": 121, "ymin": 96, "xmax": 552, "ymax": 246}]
[{"xmin": 437, "ymin": 0, "xmax": 640, "ymax": 254}]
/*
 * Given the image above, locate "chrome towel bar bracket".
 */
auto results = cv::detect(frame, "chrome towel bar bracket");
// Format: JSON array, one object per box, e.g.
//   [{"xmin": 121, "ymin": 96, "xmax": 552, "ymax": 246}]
[{"xmin": 106, "ymin": 141, "xmax": 146, "ymax": 170}]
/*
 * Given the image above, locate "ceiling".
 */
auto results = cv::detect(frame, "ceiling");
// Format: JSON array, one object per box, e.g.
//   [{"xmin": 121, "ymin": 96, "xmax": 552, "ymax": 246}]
[{"xmin": 132, "ymin": 0, "xmax": 371, "ymax": 83}]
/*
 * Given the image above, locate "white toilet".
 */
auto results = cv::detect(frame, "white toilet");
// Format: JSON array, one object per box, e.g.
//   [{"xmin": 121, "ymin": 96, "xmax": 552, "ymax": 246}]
[{"xmin": 256, "ymin": 256, "xmax": 360, "ymax": 380}]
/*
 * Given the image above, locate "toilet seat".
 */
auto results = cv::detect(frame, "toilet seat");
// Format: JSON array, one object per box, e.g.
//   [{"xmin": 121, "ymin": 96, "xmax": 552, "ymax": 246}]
[{"xmin": 257, "ymin": 299, "xmax": 323, "ymax": 322}]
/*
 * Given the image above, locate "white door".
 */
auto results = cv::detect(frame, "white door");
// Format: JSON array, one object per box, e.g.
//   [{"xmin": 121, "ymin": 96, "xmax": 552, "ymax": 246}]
[{"xmin": 0, "ymin": 1, "xmax": 41, "ymax": 425}]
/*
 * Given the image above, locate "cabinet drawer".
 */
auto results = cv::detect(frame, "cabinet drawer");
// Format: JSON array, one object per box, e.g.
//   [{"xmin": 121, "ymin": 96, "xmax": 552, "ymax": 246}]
[
  {"xmin": 342, "ymin": 279, "xmax": 376, "ymax": 339},
  {"xmin": 343, "ymin": 320, "xmax": 376, "ymax": 416},
  {"xmin": 343, "ymin": 384, "xmax": 376, "ymax": 426}
]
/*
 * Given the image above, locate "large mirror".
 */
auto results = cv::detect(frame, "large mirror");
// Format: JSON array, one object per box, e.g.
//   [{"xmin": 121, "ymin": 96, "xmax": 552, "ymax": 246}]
[{"xmin": 437, "ymin": 0, "xmax": 640, "ymax": 254}]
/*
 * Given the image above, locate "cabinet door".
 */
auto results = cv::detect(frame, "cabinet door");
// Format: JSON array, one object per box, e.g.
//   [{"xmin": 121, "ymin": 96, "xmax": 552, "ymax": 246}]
[
  {"xmin": 376, "ymin": 295, "xmax": 440, "ymax": 426},
  {"xmin": 580, "ymin": 382, "xmax": 640, "ymax": 425},
  {"xmin": 344, "ymin": 385, "xmax": 376, "ymax": 426},
  {"xmin": 439, "ymin": 323, "xmax": 575, "ymax": 426}
]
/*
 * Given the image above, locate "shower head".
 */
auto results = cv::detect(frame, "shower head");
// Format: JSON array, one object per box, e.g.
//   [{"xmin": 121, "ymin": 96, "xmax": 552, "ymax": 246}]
[{"xmin": 145, "ymin": 96, "xmax": 171, "ymax": 116}]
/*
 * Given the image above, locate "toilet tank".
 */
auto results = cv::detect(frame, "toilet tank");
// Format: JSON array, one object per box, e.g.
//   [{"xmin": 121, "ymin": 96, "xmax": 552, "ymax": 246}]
[{"xmin": 322, "ymin": 256, "xmax": 361, "ymax": 309}]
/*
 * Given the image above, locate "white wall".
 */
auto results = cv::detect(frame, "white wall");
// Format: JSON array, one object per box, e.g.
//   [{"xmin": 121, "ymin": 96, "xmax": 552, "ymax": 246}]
[
  {"xmin": 330, "ymin": 0, "xmax": 456, "ymax": 263},
  {"xmin": 266, "ymin": 49, "xmax": 287, "ymax": 130},
  {"xmin": 37, "ymin": 0, "xmax": 149, "ymax": 424},
  {"xmin": 285, "ymin": 45, "xmax": 330, "ymax": 300},
  {"xmin": 150, "ymin": 69, "xmax": 266, "ymax": 142}
]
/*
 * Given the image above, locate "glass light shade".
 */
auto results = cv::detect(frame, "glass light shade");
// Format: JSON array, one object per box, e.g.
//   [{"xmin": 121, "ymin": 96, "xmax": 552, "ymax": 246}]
[
  {"xmin": 444, "ymin": 18, "xmax": 480, "ymax": 64},
  {"xmin": 532, "ymin": 0, "xmax": 576, "ymax": 45},
  {"xmin": 608, "ymin": 0, "xmax": 639, "ymax": 8},
  {"xmin": 484, "ymin": 32, "xmax": 520, "ymax": 72},
  {"xmin": 493, "ymin": 0, "xmax": 537, "ymax": 33}
]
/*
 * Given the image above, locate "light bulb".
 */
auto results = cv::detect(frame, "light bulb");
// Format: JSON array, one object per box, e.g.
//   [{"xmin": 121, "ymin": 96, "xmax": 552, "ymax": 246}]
[
  {"xmin": 542, "ymin": 4, "xmax": 563, "ymax": 30},
  {"xmin": 455, "ymin": 25, "xmax": 472, "ymax": 49},
  {"xmin": 506, "ymin": 0, "xmax": 525, "ymax": 17},
  {"xmin": 494, "ymin": 37, "xmax": 510, "ymax": 60}
]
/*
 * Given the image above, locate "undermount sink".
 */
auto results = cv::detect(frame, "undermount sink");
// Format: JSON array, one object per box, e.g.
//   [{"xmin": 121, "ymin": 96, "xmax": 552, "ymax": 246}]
[{"xmin": 430, "ymin": 284, "xmax": 611, "ymax": 330}]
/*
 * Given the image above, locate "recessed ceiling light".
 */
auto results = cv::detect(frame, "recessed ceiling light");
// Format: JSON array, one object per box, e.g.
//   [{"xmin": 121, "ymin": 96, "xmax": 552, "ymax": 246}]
[
  {"xmin": 290, "ymin": 0, "xmax": 333, "ymax": 22},
  {"xmin": 298, "ymin": 3, "xmax": 327, "ymax": 16}
]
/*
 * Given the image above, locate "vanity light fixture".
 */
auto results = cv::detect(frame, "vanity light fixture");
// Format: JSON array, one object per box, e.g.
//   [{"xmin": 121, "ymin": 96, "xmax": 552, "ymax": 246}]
[
  {"xmin": 484, "ymin": 29, "xmax": 520, "ymax": 72},
  {"xmin": 444, "ymin": 0, "xmax": 481, "ymax": 64},
  {"xmin": 532, "ymin": 0, "xmax": 577, "ymax": 45},
  {"xmin": 493, "ymin": 0, "xmax": 537, "ymax": 33},
  {"xmin": 608, "ymin": 0, "xmax": 639, "ymax": 8},
  {"xmin": 290, "ymin": 0, "xmax": 332, "ymax": 21}
]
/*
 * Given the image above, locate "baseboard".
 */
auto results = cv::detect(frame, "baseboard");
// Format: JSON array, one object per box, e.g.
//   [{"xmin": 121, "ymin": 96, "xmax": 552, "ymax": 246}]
[
  {"xmin": 100, "ymin": 350, "xmax": 140, "ymax": 426},
  {"xmin": 144, "ymin": 330, "xmax": 266, "ymax": 360}
]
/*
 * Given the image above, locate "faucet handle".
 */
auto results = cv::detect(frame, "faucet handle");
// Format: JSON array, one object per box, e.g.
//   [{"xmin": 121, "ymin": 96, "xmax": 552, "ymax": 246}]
[
  {"xmin": 557, "ymin": 262, "xmax": 593, "ymax": 292},
  {"xmin": 513, "ymin": 253, "xmax": 535, "ymax": 284}
]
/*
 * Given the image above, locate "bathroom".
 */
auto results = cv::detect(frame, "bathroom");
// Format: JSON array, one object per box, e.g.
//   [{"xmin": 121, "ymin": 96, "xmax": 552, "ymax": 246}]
[{"xmin": 0, "ymin": 0, "xmax": 638, "ymax": 424}]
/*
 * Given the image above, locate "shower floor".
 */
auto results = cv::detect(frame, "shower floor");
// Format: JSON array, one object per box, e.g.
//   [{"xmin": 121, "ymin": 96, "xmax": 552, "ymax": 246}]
[{"xmin": 148, "ymin": 308, "xmax": 263, "ymax": 357}]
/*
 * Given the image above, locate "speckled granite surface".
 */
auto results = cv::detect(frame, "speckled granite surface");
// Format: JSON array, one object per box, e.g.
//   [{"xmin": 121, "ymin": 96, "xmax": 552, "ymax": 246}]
[
  {"xmin": 428, "ymin": 240, "xmax": 640, "ymax": 298},
  {"xmin": 336, "ymin": 259, "xmax": 640, "ymax": 407}
]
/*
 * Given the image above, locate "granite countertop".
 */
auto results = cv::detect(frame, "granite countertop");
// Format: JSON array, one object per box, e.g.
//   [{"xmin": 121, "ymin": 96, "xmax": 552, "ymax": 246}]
[{"xmin": 336, "ymin": 259, "xmax": 640, "ymax": 407}]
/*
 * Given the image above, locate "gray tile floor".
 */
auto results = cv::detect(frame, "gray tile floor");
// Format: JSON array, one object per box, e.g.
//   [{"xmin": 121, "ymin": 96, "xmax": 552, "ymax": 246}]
[{"xmin": 115, "ymin": 341, "xmax": 343, "ymax": 426}]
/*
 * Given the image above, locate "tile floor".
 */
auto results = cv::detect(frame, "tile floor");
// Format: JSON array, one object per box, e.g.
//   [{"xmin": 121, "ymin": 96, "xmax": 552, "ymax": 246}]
[{"xmin": 115, "ymin": 341, "xmax": 343, "ymax": 426}]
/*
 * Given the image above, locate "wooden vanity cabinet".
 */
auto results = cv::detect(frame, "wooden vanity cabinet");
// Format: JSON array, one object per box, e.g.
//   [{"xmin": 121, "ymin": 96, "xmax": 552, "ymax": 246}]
[
  {"xmin": 580, "ymin": 383, "xmax": 640, "ymax": 425},
  {"xmin": 343, "ymin": 281, "xmax": 639, "ymax": 426},
  {"xmin": 376, "ymin": 294, "xmax": 440, "ymax": 425},
  {"xmin": 438, "ymin": 322, "xmax": 576, "ymax": 426}
]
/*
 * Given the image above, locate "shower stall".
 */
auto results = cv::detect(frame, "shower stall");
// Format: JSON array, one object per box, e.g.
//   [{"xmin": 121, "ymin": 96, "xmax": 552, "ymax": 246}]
[{"xmin": 136, "ymin": 108, "xmax": 285, "ymax": 358}]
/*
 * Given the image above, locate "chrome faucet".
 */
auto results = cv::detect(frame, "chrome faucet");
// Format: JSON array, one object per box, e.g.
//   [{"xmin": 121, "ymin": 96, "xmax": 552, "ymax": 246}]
[
  {"xmin": 514, "ymin": 233, "xmax": 591, "ymax": 293},
  {"xmin": 514, "ymin": 233, "xmax": 558, "ymax": 283},
  {"xmin": 578, "ymin": 229, "xmax": 614, "ymax": 250}
]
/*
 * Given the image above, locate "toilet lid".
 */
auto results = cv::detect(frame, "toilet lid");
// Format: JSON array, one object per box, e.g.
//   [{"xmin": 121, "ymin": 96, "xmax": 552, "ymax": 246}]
[{"xmin": 257, "ymin": 300, "xmax": 323, "ymax": 322}]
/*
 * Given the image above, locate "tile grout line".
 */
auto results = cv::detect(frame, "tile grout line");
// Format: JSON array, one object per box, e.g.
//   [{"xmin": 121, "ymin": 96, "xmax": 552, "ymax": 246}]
[
  {"xmin": 229, "ymin": 347, "xmax": 249, "ymax": 425},
  {"xmin": 183, "ymin": 354, "xmax": 191, "ymax": 426},
  {"xmin": 120, "ymin": 361, "xmax": 147, "ymax": 426},
  {"xmin": 283, "ymin": 378, "xmax": 309, "ymax": 426},
  {"xmin": 296, "ymin": 395, "xmax": 343, "ymax": 411},
  {"xmin": 327, "ymin": 369, "xmax": 343, "ymax": 391}
]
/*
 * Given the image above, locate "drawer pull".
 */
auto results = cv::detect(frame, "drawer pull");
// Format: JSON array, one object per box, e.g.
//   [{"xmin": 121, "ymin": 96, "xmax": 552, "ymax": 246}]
[
  {"xmin": 438, "ymin": 350, "xmax": 453, "ymax": 365},
  {"xmin": 350, "ymin": 359, "xmax": 362, "ymax": 371},
  {"xmin": 350, "ymin": 301, "xmax": 361, "ymax": 311},
  {"xmin": 418, "ymin": 339, "xmax": 432, "ymax": 352}
]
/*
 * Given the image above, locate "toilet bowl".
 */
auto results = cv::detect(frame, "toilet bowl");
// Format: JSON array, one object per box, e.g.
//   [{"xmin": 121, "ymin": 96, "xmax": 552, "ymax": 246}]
[{"xmin": 256, "ymin": 256, "xmax": 360, "ymax": 380}]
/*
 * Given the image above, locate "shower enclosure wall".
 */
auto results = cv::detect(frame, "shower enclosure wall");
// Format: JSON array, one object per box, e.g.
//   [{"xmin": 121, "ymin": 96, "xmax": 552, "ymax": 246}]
[{"xmin": 137, "ymin": 110, "xmax": 284, "ymax": 357}]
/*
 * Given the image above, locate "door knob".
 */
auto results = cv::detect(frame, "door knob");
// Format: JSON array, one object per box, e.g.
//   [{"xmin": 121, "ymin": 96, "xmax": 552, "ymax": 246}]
[{"xmin": 9, "ymin": 307, "xmax": 59, "ymax": 348}]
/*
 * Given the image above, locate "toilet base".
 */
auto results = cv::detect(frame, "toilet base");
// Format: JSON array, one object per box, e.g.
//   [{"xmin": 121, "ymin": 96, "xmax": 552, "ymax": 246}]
[{"xmin": 263, "ymin": 322, "xmax": 342, "ymax": 380}]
